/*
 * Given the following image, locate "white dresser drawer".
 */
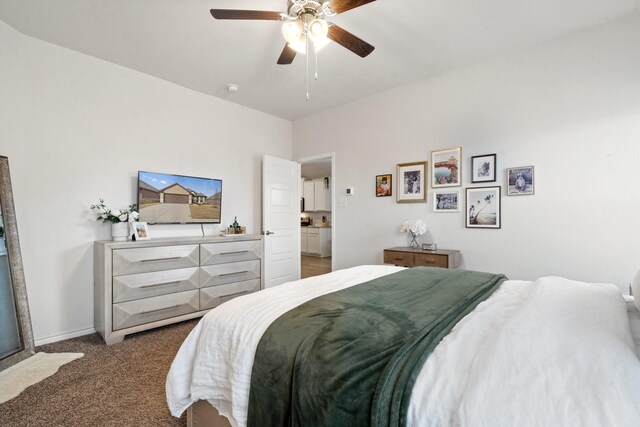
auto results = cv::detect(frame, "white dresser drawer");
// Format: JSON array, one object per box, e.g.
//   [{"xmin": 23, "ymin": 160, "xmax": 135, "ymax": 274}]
[
  {"xmin": 200, "ymin": 260, "xmax": 260, "ymax": 288},
  {"xmin": 112, "ymin": 290, "xmax": 199, "ymax": 331},
  {"xmin": 199, "ymin": 279, "xmax": 260, "ymax": 310},
  {"xmin": 112, "ymin": 245, "xmax": 199, "ymax": 276},
  {"xmin": 200, "ymin": 240, "xmax": 261, "ymax": 265},
  {"xmin": 112, "ymin": 267, "xmax": 199, "ymax": 303}
]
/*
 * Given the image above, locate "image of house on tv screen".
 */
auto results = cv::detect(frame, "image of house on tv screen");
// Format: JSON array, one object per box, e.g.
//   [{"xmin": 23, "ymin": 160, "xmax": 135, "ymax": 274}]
[{"xmin": 138, "ymin": 171, "xmax": 222, "ymax": 224}]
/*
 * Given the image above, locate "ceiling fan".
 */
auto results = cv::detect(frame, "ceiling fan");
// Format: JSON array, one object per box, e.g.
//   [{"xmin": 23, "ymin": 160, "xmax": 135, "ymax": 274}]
[{"xmin": 210, "ymin": 0, "xmax": 376, "ymax": 65}]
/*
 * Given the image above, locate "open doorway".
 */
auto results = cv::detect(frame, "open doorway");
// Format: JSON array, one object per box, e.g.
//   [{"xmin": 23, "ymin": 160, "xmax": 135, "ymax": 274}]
[{"xmin": 298, "ymin": 153, "xmax": 335, "ymax": 279}]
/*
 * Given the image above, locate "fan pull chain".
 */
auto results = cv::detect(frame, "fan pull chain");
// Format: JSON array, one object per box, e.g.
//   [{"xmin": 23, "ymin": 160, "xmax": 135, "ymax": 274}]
[
  {"xmin": 305, "ymin": 32, "xmax": 310, "ymax": 101},
  {"xmin": 315, "ymin": 47, "xmax": 319, "ymax": 81}
]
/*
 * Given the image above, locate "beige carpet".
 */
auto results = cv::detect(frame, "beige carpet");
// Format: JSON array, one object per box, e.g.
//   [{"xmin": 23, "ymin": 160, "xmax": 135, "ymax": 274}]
[
  {"xmin": 0, "ymin": 352, "xmax": 84, "ymax": 404},
  {"xmin": 0, "ymin": 319, "xmax": 198, "ymax": 427}
]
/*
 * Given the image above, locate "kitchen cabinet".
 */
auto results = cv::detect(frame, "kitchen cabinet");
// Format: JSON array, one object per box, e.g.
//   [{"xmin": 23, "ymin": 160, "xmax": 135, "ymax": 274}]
[
  {"xmin": 303, "ymin": 181, "xmax": 315, "ymax": 212},
  {"xmin": 302, "ymin": 179, "xmax": 330, "ymax": 212},
  {"xmin": 301, "ymin": 228, "xmax": 309, "ymax": 252},
  {"xmin": 301, "ymin": 227, "xmax": 331, "ymax": 257},
  {"xmin": 307, "ymin": 231, "xmax": 320, "ymax": 254},
  {"xmin": 313, "ymin": 180, "xmax": 331, "ymax": 211}
]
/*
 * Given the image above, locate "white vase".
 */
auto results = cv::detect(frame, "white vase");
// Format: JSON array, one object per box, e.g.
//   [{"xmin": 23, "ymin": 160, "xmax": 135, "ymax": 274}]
[{"xmin": 111, "ymin": 222, "xmax": 130, "ymax": 242}]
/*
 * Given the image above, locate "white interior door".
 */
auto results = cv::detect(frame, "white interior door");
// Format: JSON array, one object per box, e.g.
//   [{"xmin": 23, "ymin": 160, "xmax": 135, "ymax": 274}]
[{"xmin": 262, "ymin": 155, "xmax": 300, "ymax": 288}]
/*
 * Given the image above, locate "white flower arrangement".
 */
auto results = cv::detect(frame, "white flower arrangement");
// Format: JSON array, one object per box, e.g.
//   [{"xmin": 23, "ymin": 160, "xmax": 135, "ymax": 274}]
[
  {"xmin": 90, "ymin": 199, "xmax": 140, "ymax": 224},
  {"xmin": 400, "ymin": 220, "xmax": 427, "ymax": 236},
  {"xmin": 401, "ymin": 219, "xmax": 427, "ymax": 249}
]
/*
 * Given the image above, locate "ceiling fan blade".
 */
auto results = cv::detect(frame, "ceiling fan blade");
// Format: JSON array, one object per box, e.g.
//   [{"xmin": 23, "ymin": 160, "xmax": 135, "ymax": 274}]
[
  {"xmin": 327, "ymin": 25, "xmax": 375, "ymax": 58},
  {"xmin": 329, "ymin": 0, "xmax": 376, "ymax": 14},
  {"xmin": 277, "ymin": 44, "xmax": 297, "ymax": 65},
  {"xmin": 210, "ymin": 9, "xmax": 283, "ymax": 20}
]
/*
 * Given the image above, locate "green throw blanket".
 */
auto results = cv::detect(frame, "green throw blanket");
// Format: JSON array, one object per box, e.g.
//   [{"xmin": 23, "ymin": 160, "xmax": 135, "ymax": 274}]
[{"xmin": 247, "ymin": 267, "xmax": 506, "ymax": 427}]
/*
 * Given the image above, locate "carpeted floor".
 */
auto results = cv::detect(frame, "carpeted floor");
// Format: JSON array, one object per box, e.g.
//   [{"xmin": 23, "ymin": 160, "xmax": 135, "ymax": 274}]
[{"xmin": 0, "ymin": 319, "xmax": 199, "ymax": 427}]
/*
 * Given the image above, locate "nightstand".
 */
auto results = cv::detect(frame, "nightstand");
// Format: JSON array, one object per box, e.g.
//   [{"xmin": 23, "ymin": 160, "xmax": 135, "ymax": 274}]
[{"xmin": 383, "ymin": 247, "xmax": 460, "ymax": 269}]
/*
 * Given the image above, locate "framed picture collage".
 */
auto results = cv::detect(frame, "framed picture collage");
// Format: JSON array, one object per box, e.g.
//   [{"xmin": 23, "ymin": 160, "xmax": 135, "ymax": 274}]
[{"xmin": 376, "ymin": 146, "xmax": 535, "ymax": 229}]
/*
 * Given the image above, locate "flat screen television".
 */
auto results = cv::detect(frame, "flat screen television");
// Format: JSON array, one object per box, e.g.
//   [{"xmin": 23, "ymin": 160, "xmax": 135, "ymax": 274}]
[{"xmin": 137, "ymin": 171, "xmax": 222, "ymax": 224}]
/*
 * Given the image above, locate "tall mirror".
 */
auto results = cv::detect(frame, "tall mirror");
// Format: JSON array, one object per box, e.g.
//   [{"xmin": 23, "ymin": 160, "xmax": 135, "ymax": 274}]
[{"xmin": 0, "ymin": 156, "xmax": 34, "ymax": 371}]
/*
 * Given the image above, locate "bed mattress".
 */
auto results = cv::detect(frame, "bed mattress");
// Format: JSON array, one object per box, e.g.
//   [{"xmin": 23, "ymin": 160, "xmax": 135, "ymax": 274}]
[
  {"xmin": 626, "ymin": 298, "xmax": 640, "ymax": 354},
  {"xmin": 167, "ymin": 266, "xmax": 640, "ymax": 426}
]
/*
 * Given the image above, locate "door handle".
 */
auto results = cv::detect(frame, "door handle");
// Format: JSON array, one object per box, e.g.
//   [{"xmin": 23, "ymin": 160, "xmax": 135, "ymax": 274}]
[{"xmin": 264, "ymin": 231, "xmax": 275, "ymax": 235}]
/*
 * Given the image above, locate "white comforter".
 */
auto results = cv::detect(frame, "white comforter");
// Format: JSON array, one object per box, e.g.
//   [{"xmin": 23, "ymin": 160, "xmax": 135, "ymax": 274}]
[{"xmin": 166, "ymin": 266, "xmax": 640, "ymax": 426}]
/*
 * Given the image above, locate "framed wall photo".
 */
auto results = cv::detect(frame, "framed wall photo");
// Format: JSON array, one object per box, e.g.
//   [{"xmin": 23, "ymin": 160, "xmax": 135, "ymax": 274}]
[
  {"xmin": 396, "ymin": 162, "xmax": 427, "ymax": 203},
  {"xmin": 466, "ymin": 186, "xmax": 501, "ymax": 229},
  {"xmin": 507, "ymin": 166, "xmax": 534, "ymax": 195},
  {"xmin": 433, "ymin": 190, "xmax": 460, "ymax": 212},
  {"xmin": 431, "ymin": 147, "xmax": 462, "ymax": 188},
  {"xmin": 131, "ymin": 222, "xmax": 150, "ymax": 240},
  {"xmin": 375, "ymin": 174, "xmax": 392, "ymax": 197},
  {"xmin": 471, "ymin": 154, "xmax": 497, "ymax": 183}
]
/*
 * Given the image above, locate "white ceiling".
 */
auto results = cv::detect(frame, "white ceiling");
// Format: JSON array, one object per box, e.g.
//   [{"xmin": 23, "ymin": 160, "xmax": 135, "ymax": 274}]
[{"xmin": 1, "ymin": 0, "xmax": 639, "ymax": 120}]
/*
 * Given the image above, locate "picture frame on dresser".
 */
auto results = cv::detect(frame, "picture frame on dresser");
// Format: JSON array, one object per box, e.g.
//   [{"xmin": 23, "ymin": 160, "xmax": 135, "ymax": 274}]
[{"xmin": 131, "ymin": 222, "xmax": 150, "ymax": 240}]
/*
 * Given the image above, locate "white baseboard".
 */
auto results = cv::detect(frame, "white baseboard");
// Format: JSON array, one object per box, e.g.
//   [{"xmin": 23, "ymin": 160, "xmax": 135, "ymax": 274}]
[{"xmin": 35, "ymin": 327, "xmax": 96, "ymax": 346}]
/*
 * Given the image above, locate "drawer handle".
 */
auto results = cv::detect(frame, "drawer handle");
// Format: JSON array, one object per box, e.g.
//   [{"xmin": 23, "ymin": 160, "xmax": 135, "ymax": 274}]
[
  {"xmin": 219, "ymin": 250, "xmax": 250, "ymax": 256},
  {"xmin": 421, "ymin": 260, "xmax": 435, "ymax": 264},
  {"xmin": 221, "ymin": 290, "xmax": 249, "ymax": 299},
  {"xmin": 140, "ymin": 256, "xmax": 181, "ymax": 263},
  {"xmin": 140, "ymin": 304, "xmax": 180, "ymax": 315},
  {"xmin": 140, "ymin": 280, "xmax": 181, "ymax": 289},
  {"xmin": 394, "ymin": 257, "xmax": 404, "ymax": 261},
  {"xmin": 218, "ymin": 271, "xmax": 249, "ymax": 277}
]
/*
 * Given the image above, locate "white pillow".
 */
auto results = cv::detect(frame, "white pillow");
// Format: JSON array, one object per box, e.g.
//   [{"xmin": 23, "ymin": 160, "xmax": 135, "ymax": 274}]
[{"xmin": 632, "ymin": 270, "xmax": 640, "ymax": 312}]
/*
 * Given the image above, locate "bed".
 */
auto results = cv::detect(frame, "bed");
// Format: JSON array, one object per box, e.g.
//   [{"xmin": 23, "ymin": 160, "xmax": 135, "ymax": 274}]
[{"xmin": 166, "ymin": 265, "xmax": 640, "ymax": 427}]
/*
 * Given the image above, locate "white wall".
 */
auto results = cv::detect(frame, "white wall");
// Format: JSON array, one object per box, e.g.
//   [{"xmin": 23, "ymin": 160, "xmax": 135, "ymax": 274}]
[
  {"xmin": 293, "ymin": 14, "xmax": 640, "ymax": 292},
  {"xmin": 0, "ymin": 20, "xmax": 291, "ymax": 343}
]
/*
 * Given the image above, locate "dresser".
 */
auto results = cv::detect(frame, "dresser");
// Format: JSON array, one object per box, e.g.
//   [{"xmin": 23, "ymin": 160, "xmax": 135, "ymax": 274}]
[
  {"xmin": 383, "ymin": 247, "xmax": 460, "ymax": 269},
  {"xmin": 94, "ymin": 235, "xmax": 263, "ymax": 345}
]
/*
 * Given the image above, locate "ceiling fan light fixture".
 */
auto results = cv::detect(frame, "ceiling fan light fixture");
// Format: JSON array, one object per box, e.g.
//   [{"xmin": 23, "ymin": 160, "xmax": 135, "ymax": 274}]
[
  {"xmin": 210, "ymin": 0, "xmax": 376, "ymax": 71},
  {"xmin": 312, "ymin": 36, "xmax": 330, "ymax": 52},
  {"xmin": 308, "ymin": 18, "xmax": 329, "ymax": 41},
  {"xmin": 288, "ymin": 38, "xmax": 308, "ymax": 55},
  {"xmin": 282, "ymin": 20, "xmax": 303, "ymax": 45}
]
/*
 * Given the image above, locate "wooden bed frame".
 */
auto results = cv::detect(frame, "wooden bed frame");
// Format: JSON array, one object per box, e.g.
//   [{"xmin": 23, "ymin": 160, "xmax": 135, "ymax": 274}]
[{"xmin": 187, "ymin": 401, "xmax": 233, "ymax": 427}]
